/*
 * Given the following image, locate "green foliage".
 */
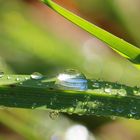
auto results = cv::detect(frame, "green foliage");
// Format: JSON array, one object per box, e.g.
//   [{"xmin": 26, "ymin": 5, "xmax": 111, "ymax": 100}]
[{"xmin": 1, "ymin": 0, "xmax": 140, "ymax": 139}]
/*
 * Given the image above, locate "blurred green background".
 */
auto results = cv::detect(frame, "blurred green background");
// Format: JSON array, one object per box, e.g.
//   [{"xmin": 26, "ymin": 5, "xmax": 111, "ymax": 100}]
[{"xmin": 1, "ymin": 0, "xmax": 140, "ymax": 139}]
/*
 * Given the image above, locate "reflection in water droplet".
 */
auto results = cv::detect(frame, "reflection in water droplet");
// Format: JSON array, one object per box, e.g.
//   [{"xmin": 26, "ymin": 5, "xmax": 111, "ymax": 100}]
[
  {"xmin": 0, "ymin": 72, "xmax": 4, "ymax": 78},
  {"xmin": 55, "ymin": 69, "xmax": 87, "ymax": 91},
  {"xmin": 49, "ymin": 110, "xmax": 59, "ymax": 120},
  {"xmin": 31, "ymin": 72, "xmax": 43, "ymax": 80}
]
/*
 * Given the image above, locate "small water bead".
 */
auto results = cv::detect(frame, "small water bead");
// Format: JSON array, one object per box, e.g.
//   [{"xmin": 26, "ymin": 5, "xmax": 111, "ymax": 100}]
[
  {"xmin": 92, "ymin": 82, "xmax": 100, "ymax": 88},
  {"xmin": 130, "ymin": 109, "xmax": 137, "ymax": 115},
  {"xmin": 116, "ymin": 107, "xmax": 124, "ymax": 113},
  {"xmin": 31, "ymin": 103, "xmax": 37, "ymax": 109},
  {"xmin": 117, "ymin": 88, "xmax": 127, "ymax": 96},
  {"xmin": 130, "ymin": 107, "xmax": 137, "ymax": 115},
  {"xmin": 25, "ymin": 77, "xmax": 29, "ymax": 80},
  {"xmin": 110, "ymin": 116, "xmax": 117, "ymax": 120},
  {"xmin": 67, "ymin": 107, "xmax": 75, "ymax": 115},
  {"xmin": 55, "ymin": 69, "xmax": 88, "ymax": 91},
  {"xmin": 16, "ymin": 78, "xmax": 20, "ymax": 81},
  {"xmin": 0, "ymin": 72, "xmax": 4, "ymax": 78},
  {"xmin": 31, "ymin": 72, "xmax": 43, "ymax": 80},
  {"xmin": 49, "ymin": 110, "xmax": 59, "ymax": 120},
  {"xmin": 104, "ymin": 88, "xmax": 111, "ymax": 93},
  {"xmin": 7, "ymin": 76, "xmax": 11, "ymax": 80}
]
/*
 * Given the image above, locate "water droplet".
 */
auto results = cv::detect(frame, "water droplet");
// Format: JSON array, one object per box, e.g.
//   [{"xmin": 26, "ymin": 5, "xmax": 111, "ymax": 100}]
[
  {"xmin": 25, "ymin": 77, "xmax": 29, "ymax": 80},
  {"xmin": 111, "ymin": 116, "xmax": 117, "ymax": 120},
  {"xmin": 37, "ymin": 83, "xmax": 42, "ymax": 86},
  {"xmin": 67, "ymin": 107, "xmax": 75, "ymax": 115},
  {"xmin": 130, "ymin": 108, "xmax": 137, "ymax": 115},
  {"xmin": 16, "ymin": 78, "xmax": 20, "ymax": 81},
  {"xmin": 116, "ymin": 107, "xmax": 124, "ymax": 113},
  {"xmin": 117, "ymin": 88, "xmax": 127, "ymax": 96},
  {"xmin": 0, "ymin": 72, "xmax": 4, "ymax": 78},
  {"xmin": 104, "ymin": 88, "xmax": 111, "ymax": 93},
  {"xmin": 55, "ymin": 69, "xmax": 87, "ymax": 91},
  {"xmin": 128, "ymin": 114, "xmax": 133, "ymax": 118},
  {"xmin": 19, "ymin": 82, "xmax": 23, "ymax": 85},
  {"xmin": 92, "ymin": 82, "xmax": 99, "ymax": 88},
  {"xmin": 31, "ymin": 103, "xmax": 37, "ymax": 109},
  {"xmin": 49, "ymin": 110, "xmax": 59, "ymax": 120},
  {"xmin": 31, "ymin": 72, "xmax": 43, "ymax": 80},
  {"xmin": 7, "ymin": 76, "xmax": 11, "ymax": 80}
]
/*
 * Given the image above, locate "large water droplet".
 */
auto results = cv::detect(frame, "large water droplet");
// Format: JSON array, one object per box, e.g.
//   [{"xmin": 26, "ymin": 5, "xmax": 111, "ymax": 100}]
[
  {"xmin": 55, "ymin": 69, "xmax": 87, "ymax": 91},
  {"xmin": 31, "ymin": 72, "xmax": 43, "ymax": 80},
  {"xmin": 0, "ymin": 72, "xmax": 4, "ymax": 78}
]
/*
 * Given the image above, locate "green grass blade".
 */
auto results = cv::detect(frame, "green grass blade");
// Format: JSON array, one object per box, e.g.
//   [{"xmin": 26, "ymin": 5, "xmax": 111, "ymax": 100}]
[
  {"xmin": 0, "ymin": 74, "xmax": 140, "ymax": 119},
  {"xmin": 41, "ymin": 0, "xmax": 140, "ymax": 64}
]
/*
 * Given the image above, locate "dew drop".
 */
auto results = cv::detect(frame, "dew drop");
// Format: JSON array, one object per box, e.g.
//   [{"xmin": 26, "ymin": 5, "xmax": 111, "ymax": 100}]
[
  {"xmin": 130, "ymin": 109, "xmax": 137, "ymax": 115},
  {"xmin": 117, "ymin": 88, "xmax": 127, "ymax": 96},
  {"xmin": 49, "ymin": 110, "xmax": 59, "ymax": 120},
  {"xmin": 16, "ymin": 78, "xmax": 20, "ymax": 81},
  {"xmin": 128, "ymin": 114, "xmax": 133, "ymax": 118},
  {"xmin": 104, "ymin": 88, "xmax": 111, "ymax": 93},
  {"xmin": 0, "ymin": 72, "xmax": 4, "ymax": 78},
  {"xmin": 116, "ymin": 107, "xmax": 124, "ymax": 113},
  {"xmin": 25, "ymin": 77, "xmax": 29, "ymax": 80},
  {"xmin": 67, "ymin": 107, "xmax": 75, "ymax": 115},
  {"xmin": 110, "ymin": 116, "xmax": 117, "ymax": 120},
  {"xmin": 19, "ymin": 82, "xmax": 23, "ymax": 85},
  {"xmin": 31, "ymin": 103, "xmax": 37, "ymax": 109},
  {"xmin": 31, "ymin": 72, "xmax": 43, "ymax": 80},
  {"xmin": 92, "ymin": 82, "xmax": 99, "ymax": 88},
  {"xmin": 55, "ymin": 69, "xmax": 87, "ymax": 91},
  {"xmin": 7, "ymin": 76, "xmax": 11, "ymax": 80},
  {"xmin": 14, "ymin": 102, "xmax": 17, "ymax": 106}
]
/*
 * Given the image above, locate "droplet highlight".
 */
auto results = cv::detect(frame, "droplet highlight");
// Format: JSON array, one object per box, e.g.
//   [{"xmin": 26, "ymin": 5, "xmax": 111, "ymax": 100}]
[
  {"xmin": 31, "ymin": 72, "xmax": 43, "ymax": 80},
  {"xmin": 55, "ymin": 69, "xmax": 88, "ymax": 91}
]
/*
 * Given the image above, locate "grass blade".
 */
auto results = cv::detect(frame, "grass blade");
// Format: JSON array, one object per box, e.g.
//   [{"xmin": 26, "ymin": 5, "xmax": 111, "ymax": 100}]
[
  {"xmin": 0, "ymin": 74, "xmax": 140, "ymax": 119},
  {"xmin": 41, "ymin": 0, "xmax": 140, "ymax": 65}
]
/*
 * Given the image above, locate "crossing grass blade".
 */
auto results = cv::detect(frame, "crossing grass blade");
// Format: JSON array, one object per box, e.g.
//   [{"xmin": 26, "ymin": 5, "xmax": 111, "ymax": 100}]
[{"xmin": 41, "ymin": 0, "xmax": 140, "ymax": 66}]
